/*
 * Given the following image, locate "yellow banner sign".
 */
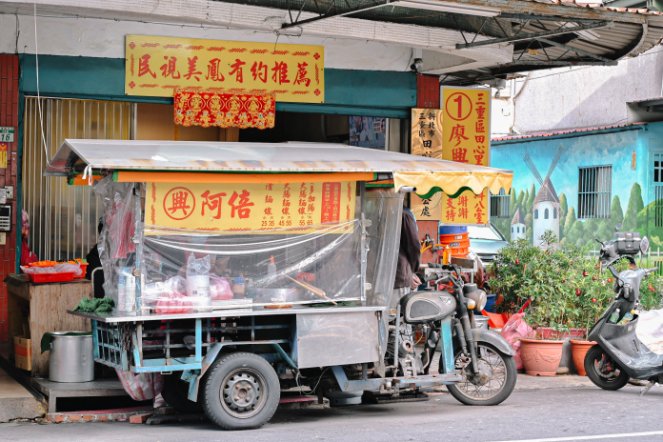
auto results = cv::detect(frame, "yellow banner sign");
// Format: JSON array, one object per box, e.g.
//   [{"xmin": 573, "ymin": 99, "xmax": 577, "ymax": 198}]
[
  {"xmin": 0, "ymin": 144, "xmax": 7, "ymax": 169},
  {"xmin": 146, "ymin": 181, "xmax": 356, "ymax": 234},
  {"xmin": 410, "ymin": 108, "xmax": 443, "ymax": 159},
  {"xmin": 125, "ymin": 35, "xmax": 325, "ymax": 103},
  {"xmin": 441, "ymin": 87, "xmax": 491, "ymax": 225}
]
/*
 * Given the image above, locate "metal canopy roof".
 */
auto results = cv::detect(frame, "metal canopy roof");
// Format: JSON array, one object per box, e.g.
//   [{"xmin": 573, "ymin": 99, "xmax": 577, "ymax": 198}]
[
  {"xmin": 218, "ymin": 0, "xmax": 663, "ymax": 84},
  {"xmin": 47, "ymin": 139, "xmax": 513, "ymax": 197}
]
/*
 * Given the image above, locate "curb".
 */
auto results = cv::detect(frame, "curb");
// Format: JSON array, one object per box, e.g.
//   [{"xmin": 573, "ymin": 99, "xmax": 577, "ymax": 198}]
[{"xmin": 45, "ymin": 406, "xmax": 153, "ymax": 424}]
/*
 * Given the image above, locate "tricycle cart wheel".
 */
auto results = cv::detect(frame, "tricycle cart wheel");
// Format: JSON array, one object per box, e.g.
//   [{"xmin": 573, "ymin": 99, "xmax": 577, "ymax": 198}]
[
  {"xmin": 444, "ymin": 343, "xmax": 516, "ymax": 406},
  {"xmin": 161, "ymin": 374, "xmax": 202, "ymax": 414},
  {"xmin": 202, "ymin": 352, "xmax": 280, "ymax": 430}
]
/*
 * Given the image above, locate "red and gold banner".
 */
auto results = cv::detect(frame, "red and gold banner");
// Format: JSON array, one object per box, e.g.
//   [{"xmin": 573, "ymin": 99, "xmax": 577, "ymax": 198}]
[
  {"xmin": 440, "ymin": 87, "xmax": 491, "ymax": 225},
  {"xmin": 125, "ymin": 35, "xmax": 324, "ymax": 103},
  {"xmin": 145, "ymin": 181, "xmax": 356, "ymax": 234},
  {"xmin": 174, "ymin": 90, "xmax": 275, "ymax": 129}
]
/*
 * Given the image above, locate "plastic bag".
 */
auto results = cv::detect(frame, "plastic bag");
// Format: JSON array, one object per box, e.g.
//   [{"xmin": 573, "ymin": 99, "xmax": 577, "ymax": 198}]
[
  {"xmin": 154, "ymin": 276, "xmax": 193, "ymax": 314},
  {"xmin": 500, "ymin": 312, "xmax": 534, "ymax": 370},
  {"xmin": 210, "ymin": 275, "xmax": 233, "ymax": 300},
  {"xmin": 115, "ymin": 369, "xmax": 163, "ymax": 401},
  {"xmin": 636, "ymin": 308, "xmax": 663, "ymax": 354}
]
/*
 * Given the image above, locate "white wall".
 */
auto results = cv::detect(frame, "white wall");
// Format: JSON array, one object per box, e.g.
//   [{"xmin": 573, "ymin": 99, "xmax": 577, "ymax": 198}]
[{"xmin": 493, "ymin": 47, "xmax": 663, "ymax": 135}]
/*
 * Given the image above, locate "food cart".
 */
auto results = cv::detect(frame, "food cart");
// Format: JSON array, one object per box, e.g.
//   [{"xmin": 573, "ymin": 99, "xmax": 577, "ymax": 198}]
[{"xmin": 47, "ymin": 139, "xmax": 513, "ymax": 430}]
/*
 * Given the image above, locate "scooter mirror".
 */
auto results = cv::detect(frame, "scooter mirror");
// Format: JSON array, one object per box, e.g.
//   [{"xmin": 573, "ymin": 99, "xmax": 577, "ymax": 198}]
[{"xmin": 640, "ymin": 236, "xmax": 650, "ymax": 255}]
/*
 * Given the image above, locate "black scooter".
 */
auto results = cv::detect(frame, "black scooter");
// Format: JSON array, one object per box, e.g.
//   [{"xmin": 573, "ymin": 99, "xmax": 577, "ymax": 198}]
[{"xmin": 584, "ymin": 232, "xmax": 663, "ymax": 393}]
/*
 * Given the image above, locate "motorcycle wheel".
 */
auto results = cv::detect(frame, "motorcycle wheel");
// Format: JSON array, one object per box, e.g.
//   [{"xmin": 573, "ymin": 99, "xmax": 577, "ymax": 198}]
[
  {"xmin": 584, "ymin": 345, "xmax": 629, "ymax": 390},
  {"xmin": 443, "ymin": 343, "xmax": 516, "ymax": 406}
]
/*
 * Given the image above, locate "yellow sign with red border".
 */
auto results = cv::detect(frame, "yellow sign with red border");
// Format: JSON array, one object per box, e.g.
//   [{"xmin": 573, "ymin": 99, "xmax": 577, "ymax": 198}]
[
  {"xmin": 125, "ymin": 35, "xmax": 324, "ymax": 103},
  {"xmin": 0, "ymin": 144, "xmax": 7, "ymax": 169},
  {"xmin": 440, "ymin": 87, "xmax": 491, "ymax": 225},
  {"xmin": 145, "ymin": 181, "xmax": 355, "ymax": 234}
]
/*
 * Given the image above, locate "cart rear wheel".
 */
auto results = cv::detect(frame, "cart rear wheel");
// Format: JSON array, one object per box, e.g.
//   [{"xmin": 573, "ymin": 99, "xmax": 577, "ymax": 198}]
[
  {"xmin": 161, "ymin": 374, "xmax": 202, "ymax": 414},
  {"xmin": 202, "ymin": 352, "xmax": 280, "ymax": 430}
]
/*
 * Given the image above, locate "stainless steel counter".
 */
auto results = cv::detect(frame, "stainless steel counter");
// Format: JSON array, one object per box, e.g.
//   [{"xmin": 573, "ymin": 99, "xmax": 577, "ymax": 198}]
[{"xmin": 70, "ymin": 305, "xmax": 385, "ymax": 323}]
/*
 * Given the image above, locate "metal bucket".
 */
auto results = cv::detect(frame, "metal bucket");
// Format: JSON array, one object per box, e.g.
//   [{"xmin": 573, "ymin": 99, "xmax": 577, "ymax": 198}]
[{"xmin": 48, "ymin": 332, "xmax": 94, "ymax": 383}]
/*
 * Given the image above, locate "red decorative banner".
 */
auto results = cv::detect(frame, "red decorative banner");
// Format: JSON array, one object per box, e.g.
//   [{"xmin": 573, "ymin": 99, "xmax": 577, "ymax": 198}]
[{"xmin": 173, "ymin": 89, "xmax": 276, "ymax": 129}]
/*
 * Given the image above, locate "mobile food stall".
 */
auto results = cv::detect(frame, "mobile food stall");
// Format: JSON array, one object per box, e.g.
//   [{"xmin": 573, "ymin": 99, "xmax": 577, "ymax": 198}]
[{"xmin": 47, "ymin": 139, "xmax": 513, "ymax": 430}]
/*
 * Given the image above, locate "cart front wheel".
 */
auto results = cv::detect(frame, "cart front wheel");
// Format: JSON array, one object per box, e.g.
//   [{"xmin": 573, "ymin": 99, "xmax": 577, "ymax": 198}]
[{"xmin": 202, "ymin": 352, "xmax": 280, "ymax": 430}]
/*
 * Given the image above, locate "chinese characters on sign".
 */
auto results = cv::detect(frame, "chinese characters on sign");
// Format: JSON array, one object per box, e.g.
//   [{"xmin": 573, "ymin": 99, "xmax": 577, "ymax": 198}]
[
  {"xmin": 173, "ymin": 90, "xmax": 276, "ymax": 129},
  {"xmin": 125, "ymin": 35, "xmax": 324, "ymax": 103},
  {"xmin": 410, "ymin": 108, "xmax": 443, "ymax": 221},
  {"xmin": 145, "ymin": 181, "xmax": 356, "ymax": 234},
  {"xmin": 440, "ymin": 87, "xmax": 491, "ymax": 225},
  {"xmin": 410, "ymin": 108, "xmax": 443, "ymax": 159}
]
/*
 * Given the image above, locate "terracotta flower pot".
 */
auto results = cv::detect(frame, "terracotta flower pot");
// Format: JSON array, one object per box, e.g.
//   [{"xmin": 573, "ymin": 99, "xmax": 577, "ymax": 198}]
[
  {"xmin": 520, "ymin": 338, "xmax": 564, "ymax": 376},
  {"xmin": 570, "ymin": 339, "xmax": 596, "ymax": 376}
]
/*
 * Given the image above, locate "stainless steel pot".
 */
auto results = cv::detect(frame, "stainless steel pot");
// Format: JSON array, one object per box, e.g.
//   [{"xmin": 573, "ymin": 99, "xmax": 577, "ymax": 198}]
[
  {"xmin": 250, "ymin": 287, "xmax": 302, "ymax": 303},
  {"xmin": 48, "ymin": 332, "xmax": 94, "ymax": 383}
]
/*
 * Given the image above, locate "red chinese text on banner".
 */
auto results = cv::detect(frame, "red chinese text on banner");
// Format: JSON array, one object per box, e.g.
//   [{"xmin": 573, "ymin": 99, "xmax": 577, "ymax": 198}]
[{"xmin": 173, "ymin": 89, "xmax": 276, "ymax": 129}]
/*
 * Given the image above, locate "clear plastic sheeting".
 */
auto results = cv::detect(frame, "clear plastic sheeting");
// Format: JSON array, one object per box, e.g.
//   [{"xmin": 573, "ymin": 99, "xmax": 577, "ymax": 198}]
[
  {"xmin": 94, "ymin": 177, "xmax": 141, "ymax": 313},
  {"xmin": 364, "ymin": 189, "xmax": 403, "ymax": 308},
  {"xmin": 139, "ymin": 220, "xmax": 363, "ymax": 313}
]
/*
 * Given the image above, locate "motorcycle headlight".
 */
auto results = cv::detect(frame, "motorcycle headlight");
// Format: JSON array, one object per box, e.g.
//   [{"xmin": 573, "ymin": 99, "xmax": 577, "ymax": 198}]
[{"xmin": 463, "ymin": 284, "xmax": 487, "ymax": 311}]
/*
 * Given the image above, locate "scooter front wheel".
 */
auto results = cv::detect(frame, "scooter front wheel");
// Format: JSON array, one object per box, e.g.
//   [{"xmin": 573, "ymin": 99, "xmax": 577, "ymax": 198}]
[
  {"xmin": 584, "ymin": 345, "xmax": 629, "ymax": 390},
  {"xmin": 444, "ymin": 343, "xmax": 517, "ymax": 406}
]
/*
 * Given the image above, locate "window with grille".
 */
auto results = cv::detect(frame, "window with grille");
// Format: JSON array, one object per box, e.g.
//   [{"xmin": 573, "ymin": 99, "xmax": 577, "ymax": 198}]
[
  {"xmin": 490, "ymin": 189, "xmax": 510, "ymax": 219},
  {"xmin": 578, "ymin": 165, "xmax": 612, "ymax": 219},
  {"xmin": 22, "ymin": 97, "xmax": 133, "ymax": 261}
]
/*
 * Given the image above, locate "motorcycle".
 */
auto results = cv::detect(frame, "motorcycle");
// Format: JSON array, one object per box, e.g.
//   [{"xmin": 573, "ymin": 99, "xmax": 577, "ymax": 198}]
[
  {"xmin": 390, "ymin": 263, "xmax": 517, "ymax": 405},
  {"xmin": 585, "ymin": 232, "xmax": 663, "ymax": 392}
]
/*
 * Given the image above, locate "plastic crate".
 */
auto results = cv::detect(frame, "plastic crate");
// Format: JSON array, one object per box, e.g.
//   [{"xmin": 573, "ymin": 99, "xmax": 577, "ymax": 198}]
[{"xmin": 28, "ymin": 272, "xmax": 76, "ymax": 284}]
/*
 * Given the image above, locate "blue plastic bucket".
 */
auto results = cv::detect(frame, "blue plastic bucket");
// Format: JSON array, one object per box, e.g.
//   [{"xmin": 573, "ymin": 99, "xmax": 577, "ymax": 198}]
[{"xmin": 439, "ymin": 225, "xmax": 468, "ymax": 235}]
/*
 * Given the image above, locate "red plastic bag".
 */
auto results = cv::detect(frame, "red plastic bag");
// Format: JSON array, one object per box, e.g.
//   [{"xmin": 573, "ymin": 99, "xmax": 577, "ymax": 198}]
[
  {"xmin": 500, "ymin": 312, "xmax": 534, "ymax": 370},
  {"xmin": 115, "ymin": 369, "xmax": 163, "ymax": 401}
]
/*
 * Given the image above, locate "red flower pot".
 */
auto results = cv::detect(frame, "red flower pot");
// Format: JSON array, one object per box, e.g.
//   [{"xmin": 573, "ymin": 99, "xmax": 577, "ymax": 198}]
[{"xmin": 520, "ymin": 338, "xmax": 564, "ymax": 376}]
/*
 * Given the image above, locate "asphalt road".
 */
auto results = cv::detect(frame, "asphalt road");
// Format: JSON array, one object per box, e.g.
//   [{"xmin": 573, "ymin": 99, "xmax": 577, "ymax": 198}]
[{"xmin": 1, "ymin": 375, "xmax": 663, "ymax": 442}]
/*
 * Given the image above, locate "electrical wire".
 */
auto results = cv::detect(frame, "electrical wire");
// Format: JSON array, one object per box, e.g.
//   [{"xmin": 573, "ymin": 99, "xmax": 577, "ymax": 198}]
[{"xmin": 33, "ymin": 3, "xmax": 49, "ymax": 163}]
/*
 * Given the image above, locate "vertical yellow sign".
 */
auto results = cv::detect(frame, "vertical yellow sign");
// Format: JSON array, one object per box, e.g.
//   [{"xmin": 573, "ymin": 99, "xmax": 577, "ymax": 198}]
[
  {"xmin": 410, "ymin": 108, "xmax": 444, "ymax": 220},
  {"xmin": 0, "ymin": 144, "xmax": 7, "ymax": 169},
  {"xmin": 440, "ymin": 87, "xmax": 490, "ymax": 225},
  {"xmin": 410, "ymin": 108, "xmax": 443, "ymax": 159}
]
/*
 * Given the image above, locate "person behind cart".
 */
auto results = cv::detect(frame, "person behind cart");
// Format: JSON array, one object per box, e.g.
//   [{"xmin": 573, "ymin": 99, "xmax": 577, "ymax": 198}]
[
  {"xmin": 20, "ymin": 209, "xmax": 38, "ymax": 266},
  {"xmin": 85, "ymin": 219, "xmax": 105, "ymax": 298},
  {"xmin": 393, "ymin": 204, "xmax": 422, "ymax": 302}
]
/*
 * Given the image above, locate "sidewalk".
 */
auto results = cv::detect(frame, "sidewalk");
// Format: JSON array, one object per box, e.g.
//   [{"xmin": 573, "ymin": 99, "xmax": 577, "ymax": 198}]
[
  {"xmin": 0, "ymin": 365, "xmax": 45, "ymax": 422},
  {"xmin": 513, "ymin": 373, "xmax": 596, "ymax": 391}
]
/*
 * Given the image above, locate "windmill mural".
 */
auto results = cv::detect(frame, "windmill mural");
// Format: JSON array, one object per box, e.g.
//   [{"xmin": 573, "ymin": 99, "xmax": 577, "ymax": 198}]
[
  {"xmin": 524, "ymin": 149, "xmax": 562, "ymax": 248},
  {"xmin": 511, "ymin": 207, "xmax": 526, "ymax": 240}
]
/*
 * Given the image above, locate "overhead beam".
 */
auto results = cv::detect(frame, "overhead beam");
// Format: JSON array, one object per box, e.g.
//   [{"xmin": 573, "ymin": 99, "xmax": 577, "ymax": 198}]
[
  {"xmin": 456, "ymin": 20, "xmax": 610, "ymax": 49},
  {"xmin": 281, "ymin": 0, "xmax": 391, "ymax": 29},
  {"xmin": 536, "ymin": 37, "xmax": 616, "ymax": 64}
]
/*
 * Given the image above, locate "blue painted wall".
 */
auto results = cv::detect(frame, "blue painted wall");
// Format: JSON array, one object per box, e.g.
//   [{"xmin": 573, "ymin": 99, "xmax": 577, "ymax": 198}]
[{"xmin": 491, "ymin": 123, "xmax": 663, "ymax": 247}]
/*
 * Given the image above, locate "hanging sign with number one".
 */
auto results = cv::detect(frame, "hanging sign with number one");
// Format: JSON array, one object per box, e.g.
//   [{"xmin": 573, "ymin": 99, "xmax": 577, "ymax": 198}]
[{"xmin": 440, "ymin": 87, "xmax": 491, "ymax": 225}]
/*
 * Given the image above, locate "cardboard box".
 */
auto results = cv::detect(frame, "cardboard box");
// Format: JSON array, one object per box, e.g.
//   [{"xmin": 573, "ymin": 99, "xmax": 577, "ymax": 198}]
[{"xmin": 13, "ymin": 336, "xmax": 32, "ymax": 371}]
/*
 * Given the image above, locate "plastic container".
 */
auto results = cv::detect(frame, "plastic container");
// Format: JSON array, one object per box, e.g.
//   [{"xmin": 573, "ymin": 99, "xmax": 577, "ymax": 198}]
[
  {"xmin": 485, "ymin": 294, "xmax": 497, "ymax": 313},
  {"xmin": 28, "ymin": 272, "xmax": 76, "ymax": 284},
  {"xmin": 439, "ymin": 225, "xmax": 468, "ymax": 235},
  {"xmin": 48, "ymin": 332, "xmax": 94, "ymax": 382},
  {"xmin": 439, "ymin": 226, "xmax": 470, "ymax": 258}
]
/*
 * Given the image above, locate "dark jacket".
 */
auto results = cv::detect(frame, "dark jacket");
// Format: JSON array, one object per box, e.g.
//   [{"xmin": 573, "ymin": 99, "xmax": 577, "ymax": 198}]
[
  {"xmin": 394, "ymin": 207, "xmax": 421, "ymax": 289},
  {"xmin": 85, "ymin": 245, "xmax": 106, "ymax": 298}
]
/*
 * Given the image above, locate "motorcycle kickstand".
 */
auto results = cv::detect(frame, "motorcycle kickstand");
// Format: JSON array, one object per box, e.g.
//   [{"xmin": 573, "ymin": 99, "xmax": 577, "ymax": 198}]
[{"xmin": 640, "ymin": 381, "xmax": 656, "ymax": 396}]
